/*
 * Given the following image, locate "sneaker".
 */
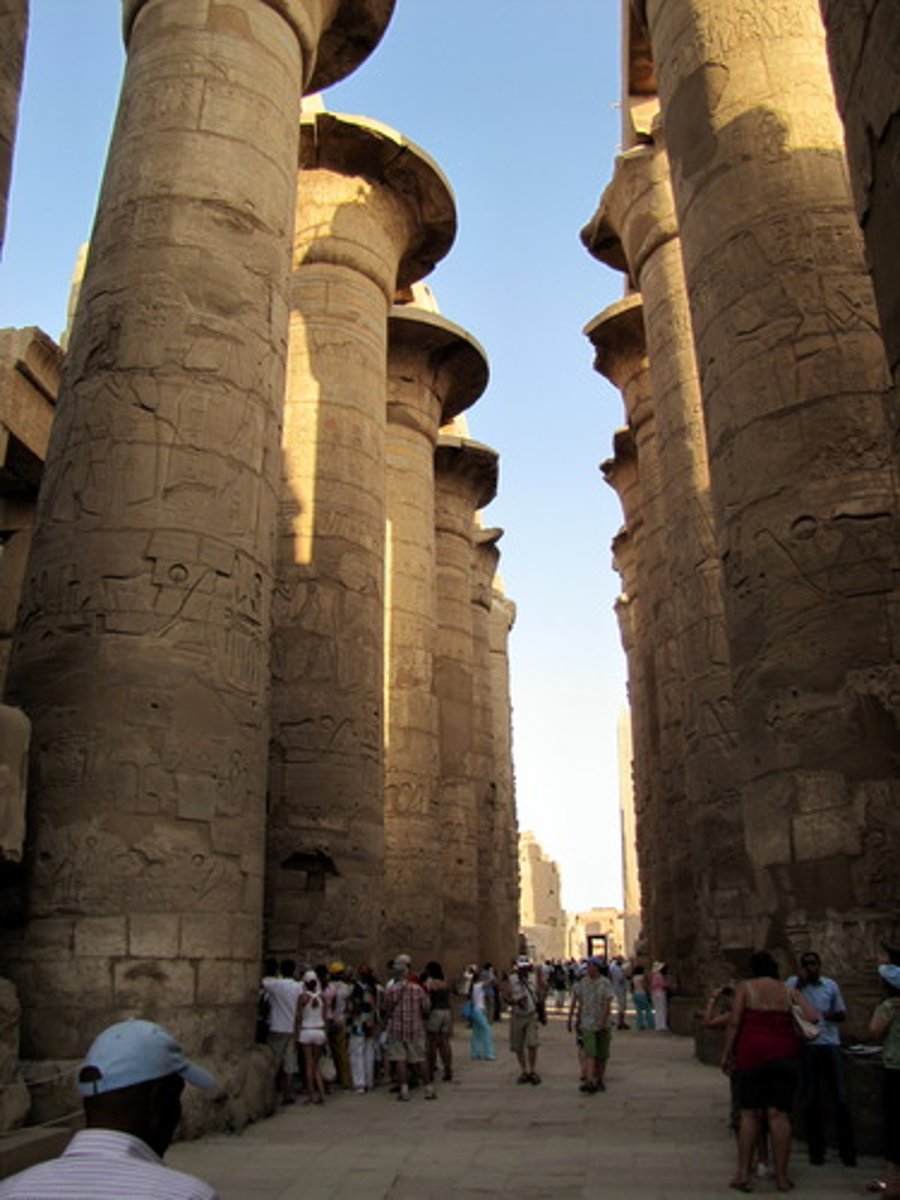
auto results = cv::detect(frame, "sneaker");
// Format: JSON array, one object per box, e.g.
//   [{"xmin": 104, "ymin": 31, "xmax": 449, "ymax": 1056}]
[
  {"xmin": 397, "ymin": 1091, "xmax": 410, "ymax": 1102},
  {"xmin": 424, "ymin": 1087, "xmax": 436, "ymax": 1100},
  {"xmin": 517, "ymin": 1072, "xmax": 531, "ymax": 1084},
  {"xmin": 529, "ymin": 1073, "xmax": 541, "ymax": 1085},
  {"xmin": 594, "ymin": 1081, "xmax": 606, "ymax": 1092}
]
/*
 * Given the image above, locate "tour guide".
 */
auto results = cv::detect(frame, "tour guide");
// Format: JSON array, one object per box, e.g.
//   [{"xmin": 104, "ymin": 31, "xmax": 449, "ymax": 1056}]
[{"xmin": 0, "ymin": 1019, "xmax": 218, "ymax": 1199}]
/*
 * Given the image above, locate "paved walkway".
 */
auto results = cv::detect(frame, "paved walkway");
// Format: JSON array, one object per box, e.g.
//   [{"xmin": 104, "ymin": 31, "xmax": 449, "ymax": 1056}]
[{"xmin": 170, "ymin": 1014, "xmax": 878, "ymax": 1199}]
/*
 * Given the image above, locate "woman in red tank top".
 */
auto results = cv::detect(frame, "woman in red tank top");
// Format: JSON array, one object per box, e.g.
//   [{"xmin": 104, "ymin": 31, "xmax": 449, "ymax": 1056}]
[{"xmin": 721, "ymin": 950, "xmax": 820, "ymax": 1193}]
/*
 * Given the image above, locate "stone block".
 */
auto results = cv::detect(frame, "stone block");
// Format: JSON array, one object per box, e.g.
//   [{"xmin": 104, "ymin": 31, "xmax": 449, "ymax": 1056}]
[
  {"xmin": 21, "ymin": 1060, "xmax": 79, "ymax": 1126},
  {"xmin": 128, "ymin": 914, "xmax": 180, "ymax": 958},
  {"xmin": 231, "ymin": 915, "xmax": 261, "ymax": 962},
  {"xmin": 21, "ymin": 918, "xmax": 75, "ymax": 958},
  {"xmin": 181, "ymin": 913, "xmax": 232, "ymax": 958},
  {"xmin": 196, "ymin": 960, "xmax": 250, "ymax": 1006},
  {"xmin": 73, "ymin": 916, "xmax": 127, "ymax": 958},
  {"xmin": 113, "ymin": 959, "xmax": 196, "ymax": 1010}
]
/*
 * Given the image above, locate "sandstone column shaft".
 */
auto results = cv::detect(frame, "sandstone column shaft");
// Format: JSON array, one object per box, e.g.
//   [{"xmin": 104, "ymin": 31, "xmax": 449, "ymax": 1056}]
[
  {"xmin": 587, "ymin": 137, "xmax": 748, "ymax": 991},
  {"xmin": 472, "ymin": 529, "xmax": 501, "ymax": 967},
  {"xmin": 268, "ymin": 114, "xmax": 454, "ymax": 963},
  {"xmin": 819, "ymin": 1, "xmax": 900, "ymax": 387},
  {"xmin": 434, "ymin": 435, "xmax": 497, "ymax": 979},
  {"xmin": 645, "ymin": 0, "xmax": 900, "ymax": 970},
  {"xmin": 488, "ymin": 582, "xmax": 518, "ymax": 965},
  {"xmin": 589, "ymin": 297, "xmax": 686, "ymax": 967},
  {"xmin": 0, "ymin": 0, "xmax": 397, "ymax": 1068},
  {"xmin": 383, "ymin": 308, "xmax": 487, "ymax": 963},
  {"xmin": 0, "ymin": 0, "xmax": 28, "ymax": 258}
]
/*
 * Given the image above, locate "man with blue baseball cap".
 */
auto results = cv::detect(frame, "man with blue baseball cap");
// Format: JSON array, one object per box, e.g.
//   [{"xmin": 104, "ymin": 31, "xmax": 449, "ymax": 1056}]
[{"xmin": 0, "ymin": 1019, "xmax": 218, "ymax": 1198}]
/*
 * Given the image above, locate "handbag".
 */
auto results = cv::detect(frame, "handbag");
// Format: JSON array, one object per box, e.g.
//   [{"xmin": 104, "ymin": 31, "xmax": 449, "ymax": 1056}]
[{"xmin": 787, "ymin": 985, "xmax": 819, "ymax": 1041}]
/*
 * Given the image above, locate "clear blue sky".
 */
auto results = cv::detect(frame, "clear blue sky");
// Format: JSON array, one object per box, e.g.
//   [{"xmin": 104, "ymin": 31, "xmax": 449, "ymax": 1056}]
[{"xmin": 0, "ymin": 0, "xmax": 629, "ymax": 914}]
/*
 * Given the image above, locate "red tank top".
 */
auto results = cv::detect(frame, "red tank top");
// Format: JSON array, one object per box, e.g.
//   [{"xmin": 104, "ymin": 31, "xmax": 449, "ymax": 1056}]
[{"xmin": 734, "ymin": 1006, "xmax": 797, "ymax": 1070}]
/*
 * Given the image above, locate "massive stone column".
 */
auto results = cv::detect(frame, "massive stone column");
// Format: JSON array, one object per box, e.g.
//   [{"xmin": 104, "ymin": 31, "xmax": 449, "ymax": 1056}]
[
  {"xmin": 642, "ymin": 0, "xmax": 900, "ymax": 980},
  {"xmin": 489, "ymin": 578, "xmax": 518, "ymax": 966},
  {"xmin": 587, "ymin": 296, "xmax": 688, "ymax": 970},
  {"xmin": 268, "ymin": 113, "xmax": 455, "ymax": 963},
  {"xmin": 472, "ymin": 526, "xmax": 501, "ymax": 966},
  {"xmin": 818, "ymin": 1, "xmax": 900, "ymax": 389},
  {"xmin": 434, "ymin": 433, "xmax": 497, "ymax": 979},
  {"xmin": 382, "ymin": 305, "xmax": 487, "ymax": 962},
  {"xmin": 0, "ymin": 0, "xmax": 28, "ymax": 258},
  {"xmin": 603, "ymin": 433, "xmax": 659, "ymax": 948},
  {"xmin": 584, "ymin": 135, "xmax": 749, "ymax": 993},
  {"xmin": 0, "ymin": 0, "xmax": 395, "ymax": 1077}
]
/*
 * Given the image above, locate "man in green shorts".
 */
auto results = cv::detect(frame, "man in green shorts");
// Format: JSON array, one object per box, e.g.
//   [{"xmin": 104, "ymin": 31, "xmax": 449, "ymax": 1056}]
[{"xmin": 567, "ymin": 957, "xmax": 613, "ymax": 1093}]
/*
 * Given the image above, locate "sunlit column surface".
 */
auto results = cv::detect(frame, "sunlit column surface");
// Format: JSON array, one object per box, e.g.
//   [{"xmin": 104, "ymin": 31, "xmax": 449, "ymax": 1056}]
[
  {"xmin": 489, "ymin": 578, "xmax": 518, "ymax": 968},
  {"xmin": 383, "ymin": 306, "xmax": 487, "ymax": 966},
  {"xmin": 0, "ymin": 0, "xmax": 395, "ymax": 1092},
  {"xmin": 434, "ymin": 434, "xmax": 498, "ymax": 978},
  {"xmin": 268, "ymin": 111, "xmax": 454, "ymax": 964}
]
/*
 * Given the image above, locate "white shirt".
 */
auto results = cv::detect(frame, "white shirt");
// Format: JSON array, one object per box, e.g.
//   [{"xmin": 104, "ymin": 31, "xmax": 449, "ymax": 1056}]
[
  {"xmin": 0, "ymin": 1129, "xmax": 217, "ymax": 1199},
  {"xmin": 261, "ymin": 976, "xmax": 304, "ymax": 1034}
]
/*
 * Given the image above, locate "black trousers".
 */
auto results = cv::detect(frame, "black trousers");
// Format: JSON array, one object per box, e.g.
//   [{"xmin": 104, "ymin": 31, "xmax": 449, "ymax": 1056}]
[{"xmin": 800, "ymin": 1045, "xmax": 856, "ymax": 1164}]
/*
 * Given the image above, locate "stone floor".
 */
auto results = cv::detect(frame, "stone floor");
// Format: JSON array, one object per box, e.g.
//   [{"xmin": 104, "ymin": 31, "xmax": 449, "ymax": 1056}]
[{"xmin": 169, "ymin": 1012, "xmax": 880, "ymax": 1199}]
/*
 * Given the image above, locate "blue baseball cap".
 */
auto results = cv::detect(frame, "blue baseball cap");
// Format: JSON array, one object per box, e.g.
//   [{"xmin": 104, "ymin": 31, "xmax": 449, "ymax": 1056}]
[{"xmin": 77, "ymin": 1019, "xmax": 216, "ymax": 1097}]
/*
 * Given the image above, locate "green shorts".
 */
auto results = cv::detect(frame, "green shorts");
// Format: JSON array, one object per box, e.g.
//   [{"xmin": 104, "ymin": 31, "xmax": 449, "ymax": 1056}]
[{"xmin": 581, "ymin": 1028, "xmax": 611, "ymax": 1061}]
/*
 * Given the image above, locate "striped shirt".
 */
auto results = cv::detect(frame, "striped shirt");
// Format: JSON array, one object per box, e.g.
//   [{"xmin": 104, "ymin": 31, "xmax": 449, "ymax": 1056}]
[
  {"xmin": 384, "ymin": 979, "xmax": 429, "ymax": 1041},
  {"xmin": 0, "ymin": 1129, "xmax": 218, "ymax": 1199}
]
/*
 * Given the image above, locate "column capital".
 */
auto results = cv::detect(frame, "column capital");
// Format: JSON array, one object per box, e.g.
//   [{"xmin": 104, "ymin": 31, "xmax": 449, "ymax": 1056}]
[
  {"xmin": 299, "ymin": 111, "xmax": 456, "ymax": 289},
  {"xmin": 584, "ymin": 294, "xmax": 649, "ymax": 423},
  {"xmin": 435, "ymin": 435, "xmax": 498, "ymax": 512},
  {"xmin": 582, "ymin": 141, "xmax": 678, "ymax": 283},
  {"xmin": 124, "ymin": 1, "xmax": 396, "ymax": 95},
  {"xmin": 388, "ymin": 307, "xmax": 489, "ymax": 428}
]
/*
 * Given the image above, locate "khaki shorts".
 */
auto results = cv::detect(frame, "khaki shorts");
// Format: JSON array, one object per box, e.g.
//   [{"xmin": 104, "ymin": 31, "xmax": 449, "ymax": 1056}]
[
  {"xmin": 388, "ymin": 1037, "xmax": 426, "ymax": 1064},
  {"xmin": 267, "ymin": 1031, "xmax": 297, "ymax": 1074},
  {"xmin": 425, "ymin": 1009, "xmax": 452, "ymax": 1035},
  {"xmin": 509, "ymin": 1012, "xmax": 539, "ymax": 1054}
]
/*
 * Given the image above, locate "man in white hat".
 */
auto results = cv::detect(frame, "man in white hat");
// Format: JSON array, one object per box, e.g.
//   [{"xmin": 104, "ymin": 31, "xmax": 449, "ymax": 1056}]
[
  {"xmin": 504, "ymin": 956, "xmax": 546, "ymax": 1084},
  {"xmin": 0, "ymin": 1019, "xmax": 218, "ymax": 1198}
]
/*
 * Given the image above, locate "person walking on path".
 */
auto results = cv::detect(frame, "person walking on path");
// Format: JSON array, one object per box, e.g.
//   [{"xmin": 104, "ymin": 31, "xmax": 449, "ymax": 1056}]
[
  {"xmin": 470, "ymin": 969, "xmax": 496, "ymax": 1061},
  {"xmin": 609, "ymin": 955, "xmax": 629, "ymax": 1030},
  {"xmin": 384, "ymin": 954, "xmax": 434, "ymax": 1101},
  {"xmin": 568, "ymin": 956, "xmax": 613, "ymax": 1092},
  {"xmin": 721, "ymin": 949, "xmax": 820, "ymax": 1194},
  {"xmin": 786, "ymin": 950, "xmax": 856, "ymax": 1167},
  {"xmin": 631, "ymin": 964, "xmax": 654, "ymax": 1030},
  {"xmin": 650, "ymin": 961, "xmax": 672, "ymax": 1032},
  {"xmin": 868, "ymin": 950, "xmax": 900, "ymax": 1199},
  {"xmin": 505, "ymin": 955, "xmax": 545, "ymax": 1084}
]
